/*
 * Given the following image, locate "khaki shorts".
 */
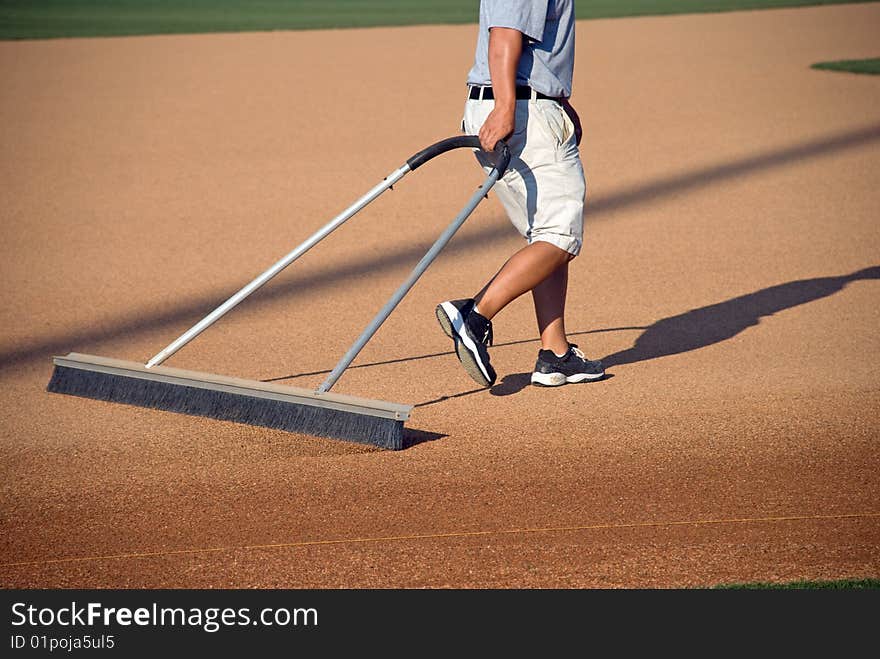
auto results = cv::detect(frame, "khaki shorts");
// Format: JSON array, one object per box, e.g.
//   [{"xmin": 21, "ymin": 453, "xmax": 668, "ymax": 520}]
[{"xmin": 463, "ymin": 95, "xmax": 586, "ymax": 256}]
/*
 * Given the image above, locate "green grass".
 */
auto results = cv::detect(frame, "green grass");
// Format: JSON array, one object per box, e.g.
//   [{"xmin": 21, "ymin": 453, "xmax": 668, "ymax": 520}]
[
  {"xmin": 713, "ymin": 577, "xmax": 880, "ymax": 589},
  {"xmin": 0, "ymin": 0, "xmax": 878, "ymax": 40},
  {"xmin": 811, "ymin": 57, "xmax": 880, "ymax": 75}
]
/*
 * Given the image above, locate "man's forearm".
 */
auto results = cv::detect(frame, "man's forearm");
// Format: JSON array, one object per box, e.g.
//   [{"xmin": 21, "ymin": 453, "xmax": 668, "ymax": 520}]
[
  {"xmin": 487, "ymin": 27, "xmax": 523, "ymax": 113},
  {"xmin": 478, "ymin": 26, "xmax": 523, "ymax": 151}
]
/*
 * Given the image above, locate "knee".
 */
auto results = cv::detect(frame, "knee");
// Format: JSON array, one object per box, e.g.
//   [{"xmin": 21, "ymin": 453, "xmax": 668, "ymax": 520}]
[
  {"xmin": 547, "ymin": 243, "xmax": 575, "ymax": 267},
  {"xmin": 544, "ymin": 246, "xmax": 574, "ymax": 271},
  {"xmin": 531, "ymin": 236, "xmax": 579, "ymax": 263}
]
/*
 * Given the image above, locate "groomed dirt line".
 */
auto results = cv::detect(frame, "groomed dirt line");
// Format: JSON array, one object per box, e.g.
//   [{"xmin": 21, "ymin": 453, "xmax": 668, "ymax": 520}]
[{"xmin": 1, "ymin": 4, "xmax": 878, "ymax": 588}]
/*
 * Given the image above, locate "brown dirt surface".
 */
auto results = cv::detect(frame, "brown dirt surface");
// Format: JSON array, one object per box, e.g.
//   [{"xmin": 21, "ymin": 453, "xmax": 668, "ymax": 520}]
[{"xmin": 1, "ymin": 4, "xmax": 878, "ymax": 589}]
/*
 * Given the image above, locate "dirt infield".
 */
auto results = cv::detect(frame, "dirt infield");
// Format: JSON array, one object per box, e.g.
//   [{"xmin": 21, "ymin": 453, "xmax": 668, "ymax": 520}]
[{"xmin": 1, "ymin": 4, "xmax": 878, "ymax": 588}]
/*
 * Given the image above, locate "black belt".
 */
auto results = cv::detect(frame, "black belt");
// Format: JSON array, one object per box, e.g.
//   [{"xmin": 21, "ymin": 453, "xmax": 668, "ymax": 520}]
[{"xmin": 468, "ymin": 85, "xmax": 562, "ymax": 102}]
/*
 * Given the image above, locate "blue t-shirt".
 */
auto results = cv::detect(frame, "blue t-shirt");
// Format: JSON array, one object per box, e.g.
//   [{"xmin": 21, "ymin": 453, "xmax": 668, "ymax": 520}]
[{"xmin": 466, "ymin": 0, "xmax": 576, "ymax": 98}]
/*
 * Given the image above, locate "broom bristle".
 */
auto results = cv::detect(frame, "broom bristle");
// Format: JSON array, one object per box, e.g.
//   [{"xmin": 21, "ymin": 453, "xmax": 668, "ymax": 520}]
[{"xmin": 48, "ymin": 365, "xmax": 404, "ymax": 450}]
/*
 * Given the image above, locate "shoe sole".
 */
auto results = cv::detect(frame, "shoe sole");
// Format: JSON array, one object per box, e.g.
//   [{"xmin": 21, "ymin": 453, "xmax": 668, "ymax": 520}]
[
  {"xmin": 530, "ymin": 371, "xmax": 605, "ymax": 387},
  {"xmin": 435, "ymin": 304, "xmax": 455, "ymax": 340},
  {"xmin": 436, "ymin": 302, "xmax": 494, "ymax": 387}
]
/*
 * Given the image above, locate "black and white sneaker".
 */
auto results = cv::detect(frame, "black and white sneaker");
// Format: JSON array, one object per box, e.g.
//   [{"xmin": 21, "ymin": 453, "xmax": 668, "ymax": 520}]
[
  {"xmin": 435, "ymin": 298, "xmax": 496, "ymax": 387},
  {"xmin": 531, "ymin": 344, "xmax": 605, "ymax": 386}
]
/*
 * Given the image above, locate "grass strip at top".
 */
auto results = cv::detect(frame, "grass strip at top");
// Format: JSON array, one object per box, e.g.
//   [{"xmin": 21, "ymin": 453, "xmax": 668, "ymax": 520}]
[
  {"xmin": 1, "ymin": 0, "xmax": 879, "ymax": 40},
  {"xmin": 811, "ymin": 57, "xmax": 880, "ymax": 75},
  {"xmin": 713, "ymin": 577, "xmax": 880, "ymax": 589}
]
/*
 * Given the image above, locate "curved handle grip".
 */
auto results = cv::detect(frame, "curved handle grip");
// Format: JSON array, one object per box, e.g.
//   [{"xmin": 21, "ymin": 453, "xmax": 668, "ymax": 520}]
[
  {"xmin": 488, "ymin": 139, "xmax": 511, "ymax": 177},
  {"xmin": 406, "ymin": 136, "xmax": 511, "ymax": 177}
]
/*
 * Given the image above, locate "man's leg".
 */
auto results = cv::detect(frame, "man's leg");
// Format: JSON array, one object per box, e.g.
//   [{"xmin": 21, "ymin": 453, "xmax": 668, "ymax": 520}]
[
  {"xmin": 531, "ymin": 258, "xmax": 571, "ymax": 356},
  {"xmin": 473, "ymin": 241, "xmax": 571, "ymax": 346},
  {"xmin": 436, "ymin": 241, "xmax": 570, "ymax": 388},
  {"xmin": 469, "ymin": 238, "xmax": 605, "ymax": 386}
]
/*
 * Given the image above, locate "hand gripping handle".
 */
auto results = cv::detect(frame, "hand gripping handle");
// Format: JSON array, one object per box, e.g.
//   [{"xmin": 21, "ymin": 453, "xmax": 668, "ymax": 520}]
[{"xmin": 406, "ymin": 136, "xmax": 511, "ymax": 176}]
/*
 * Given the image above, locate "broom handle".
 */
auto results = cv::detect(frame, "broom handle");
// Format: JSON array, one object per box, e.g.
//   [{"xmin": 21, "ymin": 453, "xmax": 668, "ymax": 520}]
[
  {"xmin": 317, "ymin": 140, "xmax": 510, "ymax": 393},
  {"xmin": 145, "ymin": 136, "xmax": 489, "ymax": 369},
  {"xmin": 145, "ymin": 166, "xmax": 410, "ymax": 368}
]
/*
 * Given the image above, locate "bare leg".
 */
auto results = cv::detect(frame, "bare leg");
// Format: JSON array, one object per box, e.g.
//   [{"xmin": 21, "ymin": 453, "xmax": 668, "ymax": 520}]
[
  {"xmin": 473, "ymin": 241, "xmax": 572, "ymax": 353},
  {"xmin": 531, "ymin": 261, "xmax": 570, "ymax": 355}
]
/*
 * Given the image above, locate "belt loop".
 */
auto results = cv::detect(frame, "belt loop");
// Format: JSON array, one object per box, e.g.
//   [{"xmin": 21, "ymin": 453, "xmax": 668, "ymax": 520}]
[
  {"xmin": 530, "ymin": 87, "xmax": 538, "ymax": 101},
  {"xmin": 479, "ymin": 86, "xmax": 485, "ymax": 101}
]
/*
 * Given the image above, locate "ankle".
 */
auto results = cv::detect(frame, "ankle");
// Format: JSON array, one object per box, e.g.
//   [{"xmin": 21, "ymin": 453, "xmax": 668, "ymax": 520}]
[
  {"xmin": 543, "ymin": 342, "xmax": 570, "ymax": 358},
  {"xmin": 472, "ymin": 302, "xmax": 493, "ymax": 321}
]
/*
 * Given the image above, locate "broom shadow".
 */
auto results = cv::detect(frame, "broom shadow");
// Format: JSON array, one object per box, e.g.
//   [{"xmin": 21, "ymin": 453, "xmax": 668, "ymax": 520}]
[
  {"xmin": 262, "ymin": 326, "xmax": 642, "ymax": 384},
  {"xmin": 488, "ymin": 266, "xmax": 880, "ymax": 397},
  {"xmin": 262, "ymin": 328, "xmax": 637, "ymax": 414},
  {"xmin": 5, "ymin": 123, "xmax": 880, "ymax": 374},
  {"xmin": 401, "ymin": 428, "xmax": 447, "ymax": 449}
]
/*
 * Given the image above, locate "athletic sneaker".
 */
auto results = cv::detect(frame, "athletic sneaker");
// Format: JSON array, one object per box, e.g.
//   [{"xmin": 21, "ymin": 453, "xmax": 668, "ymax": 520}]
[
  {"xmin": 435, "ymin": 298, "xmax": 496, "ymax": 387},
  {"xmin": 530, "ymin": 344, "xmax": 605, "ymax": 386}
]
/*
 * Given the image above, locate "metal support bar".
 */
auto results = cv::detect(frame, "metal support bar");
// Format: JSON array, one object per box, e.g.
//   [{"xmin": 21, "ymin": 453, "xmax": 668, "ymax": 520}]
[
  {"xmin": 145, "ymin": 165, "xmax": 410, "ymax": 368},
  {"xmin": 316, "ymin": 166, "xmax": 502, "ymax": 393}
]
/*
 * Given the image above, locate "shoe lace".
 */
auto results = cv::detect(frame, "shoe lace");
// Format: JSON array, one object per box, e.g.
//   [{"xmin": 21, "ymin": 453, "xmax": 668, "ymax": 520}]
[
  {"xmin": 569, "ymin": 344, "xmax": 585, "ymax": 360},
  {"xmin": 467, "ymin": 306, "xmax": 493, "ymax": 346}
]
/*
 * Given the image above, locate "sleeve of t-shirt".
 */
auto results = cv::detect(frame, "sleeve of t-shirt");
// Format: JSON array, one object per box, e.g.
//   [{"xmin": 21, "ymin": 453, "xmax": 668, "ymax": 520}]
[{"xmin": 483, "ymin": 0, "xmax": 549, "ymax": 43}]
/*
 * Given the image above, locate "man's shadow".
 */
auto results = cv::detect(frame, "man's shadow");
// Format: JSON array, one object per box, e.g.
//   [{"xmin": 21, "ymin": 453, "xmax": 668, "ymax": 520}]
[
  {"xmin": 491, "ymin": 266, "xmax": 879, "ymax": 395},
  {"xmin": 603, "ymin": 266, "xmax": 879, "ymax": 368}
]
